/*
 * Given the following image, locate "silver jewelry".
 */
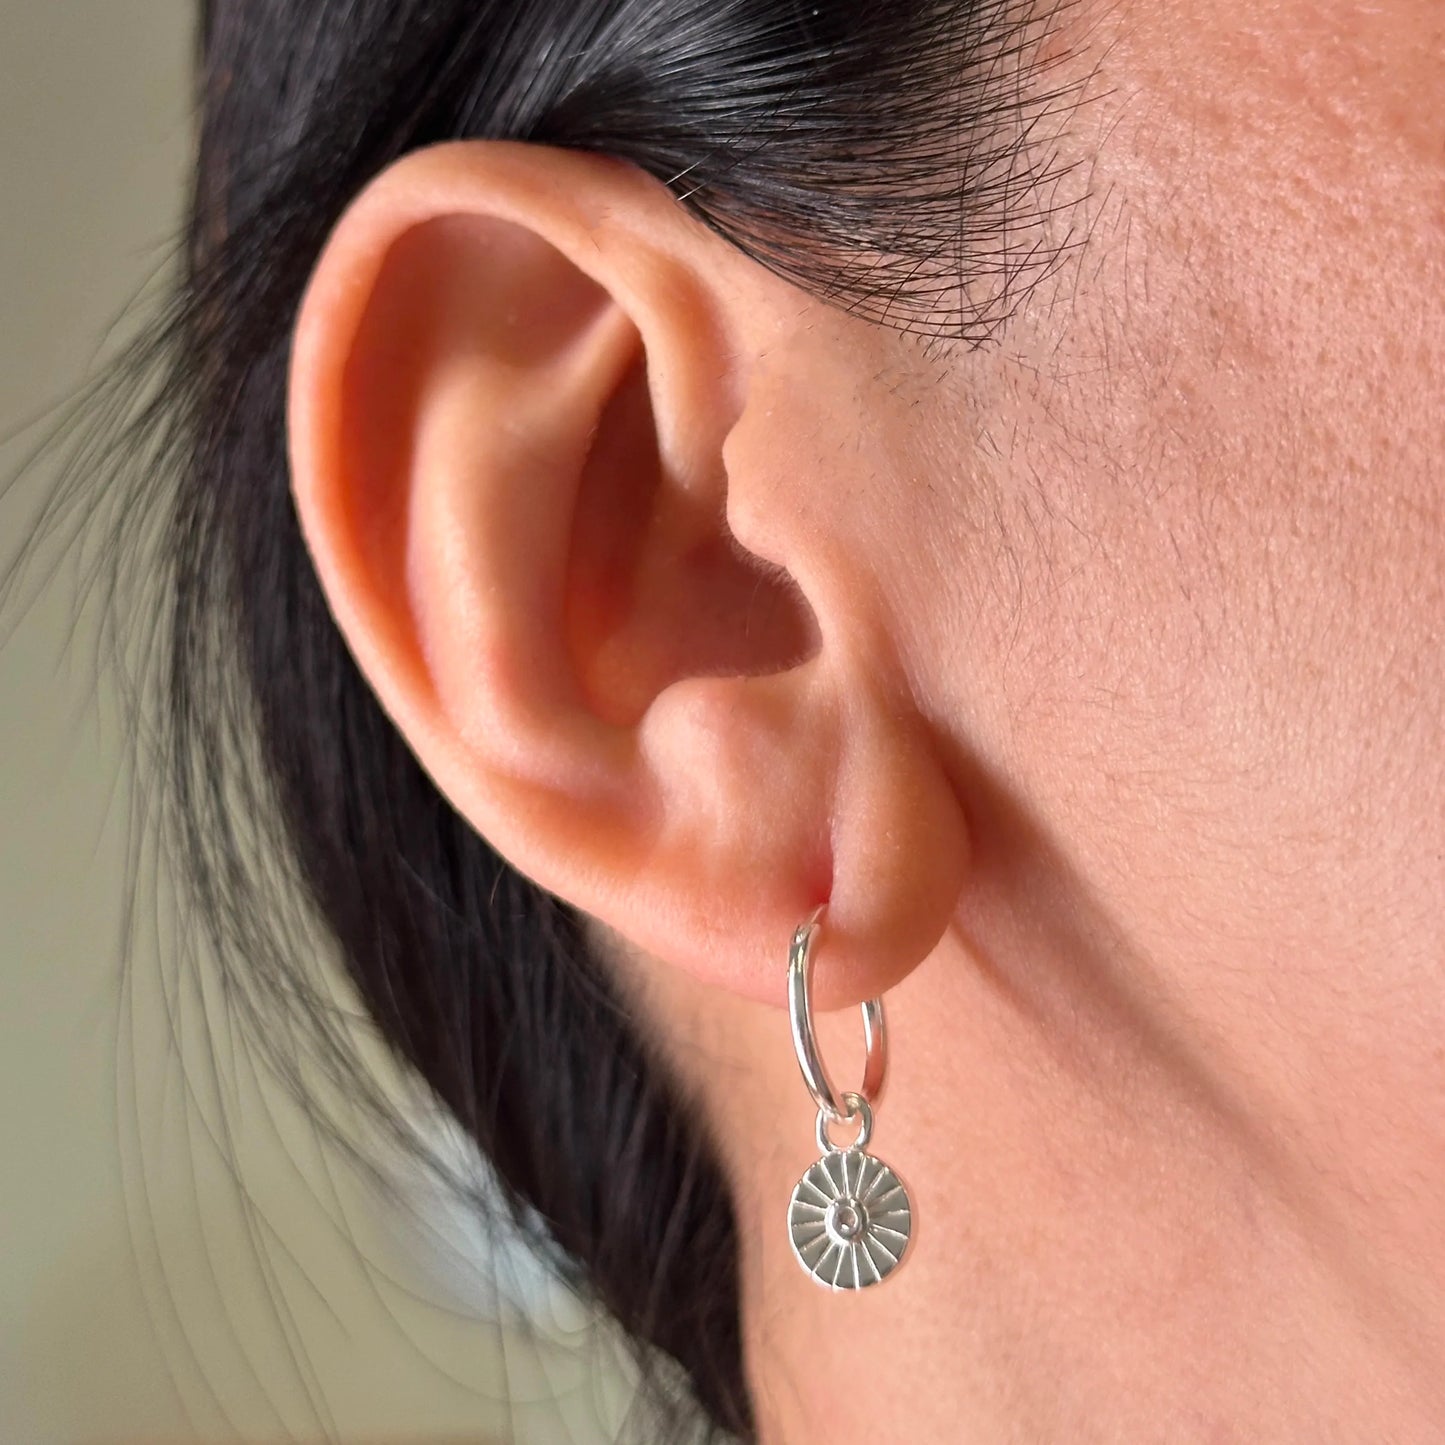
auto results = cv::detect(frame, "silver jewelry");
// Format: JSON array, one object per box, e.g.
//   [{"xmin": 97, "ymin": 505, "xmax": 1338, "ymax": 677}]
[{"xmin": 786, "ymin": 902, "xmax": 913, "ymax": 1290}]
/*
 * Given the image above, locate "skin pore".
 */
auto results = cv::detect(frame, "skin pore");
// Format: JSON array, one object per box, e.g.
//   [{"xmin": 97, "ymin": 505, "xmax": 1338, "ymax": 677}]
[{"xmin": 286, "ymin": 1, "xmax": 1443, "ymax": 1439}]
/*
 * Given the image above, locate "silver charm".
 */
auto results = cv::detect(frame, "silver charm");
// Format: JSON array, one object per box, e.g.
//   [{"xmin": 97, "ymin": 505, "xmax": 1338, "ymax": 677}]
[
  {"xmin": 786, "ymin": 904, "xmax": 913, "ymax": 1291},
  {"xmin": 788, "ymin": 1094, "xmax": 912, "ymax": 1290}
]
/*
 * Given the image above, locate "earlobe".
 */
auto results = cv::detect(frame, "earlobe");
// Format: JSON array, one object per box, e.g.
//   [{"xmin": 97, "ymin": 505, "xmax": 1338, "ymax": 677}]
[{"xmin": 287, "ymin": 139, "xmax": 968, "ymax": 1012}]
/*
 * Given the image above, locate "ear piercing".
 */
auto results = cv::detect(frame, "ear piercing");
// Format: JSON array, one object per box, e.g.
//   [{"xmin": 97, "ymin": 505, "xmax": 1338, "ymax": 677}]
[{"xmin": 786, "ymin": 902, "xmax": 913, "ymax": 1290}]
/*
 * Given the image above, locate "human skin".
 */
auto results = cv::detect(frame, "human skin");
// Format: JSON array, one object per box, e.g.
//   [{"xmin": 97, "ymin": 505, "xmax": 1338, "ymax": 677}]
[{"xmin": 285, "ymin": 0, "xmax": 1443, "ymax": 1438}]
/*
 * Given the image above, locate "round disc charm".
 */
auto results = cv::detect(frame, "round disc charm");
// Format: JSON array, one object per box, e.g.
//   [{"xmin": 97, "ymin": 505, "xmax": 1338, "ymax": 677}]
[{"xmin": 788, "ymin": 1146, "xmax": 912, "ymax": 1290}]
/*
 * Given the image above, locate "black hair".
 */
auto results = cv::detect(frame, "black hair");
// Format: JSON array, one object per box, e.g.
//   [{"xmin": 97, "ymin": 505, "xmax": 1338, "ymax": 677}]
[{"xmin": 4, "ymin": 1, "xmax": 1085, "ymax": 1437}]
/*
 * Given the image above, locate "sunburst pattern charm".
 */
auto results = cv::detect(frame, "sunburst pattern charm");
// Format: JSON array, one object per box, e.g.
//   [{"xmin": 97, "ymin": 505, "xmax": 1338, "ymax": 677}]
[{"xmin": 788, "ymin": 1146, "xmax": 912, "ymax": 1290}]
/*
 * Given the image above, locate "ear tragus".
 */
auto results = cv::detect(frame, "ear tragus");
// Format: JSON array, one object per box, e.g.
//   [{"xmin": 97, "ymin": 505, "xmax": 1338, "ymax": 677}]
[{"xmin": 566, "ymin": 342, "xmax": 821, "ymax": 728}]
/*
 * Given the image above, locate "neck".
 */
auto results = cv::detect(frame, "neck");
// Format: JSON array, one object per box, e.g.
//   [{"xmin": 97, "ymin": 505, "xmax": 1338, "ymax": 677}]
[{"xmin": 724, "ymin": 890, "xmax": 1445, "ymax": 1441}]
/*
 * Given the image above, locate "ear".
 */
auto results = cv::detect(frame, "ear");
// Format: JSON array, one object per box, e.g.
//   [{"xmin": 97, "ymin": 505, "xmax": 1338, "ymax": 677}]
[{"xmin": 287, "ymin": 140, "xmax": 967, "ymax": 1009}]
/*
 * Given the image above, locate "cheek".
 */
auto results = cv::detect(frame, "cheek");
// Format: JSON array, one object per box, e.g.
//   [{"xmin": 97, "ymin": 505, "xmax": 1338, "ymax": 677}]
[
  {"xmin": 920, "ymin": 0, "xmax": 1443, "ymax": 940},
  {"xmin": 1069, "ymin": 0, "xmax": 1445, "ymax": 540}
]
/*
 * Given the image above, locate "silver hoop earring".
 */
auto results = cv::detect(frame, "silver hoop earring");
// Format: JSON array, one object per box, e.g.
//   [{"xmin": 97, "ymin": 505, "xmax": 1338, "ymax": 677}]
[{"xmin": 786, "ymin": 902, "xmax": 913, "ymax": 1290}]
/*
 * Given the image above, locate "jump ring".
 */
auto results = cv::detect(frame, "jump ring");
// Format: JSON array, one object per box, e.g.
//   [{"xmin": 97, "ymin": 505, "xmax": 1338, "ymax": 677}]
[
  {"xmin": 815, "ymin": 1092, "xmax": 874, "ymax": 1154},
  {"xmin": 787, "ymin": 901, "xmax": 887, "ymax": 1121}
]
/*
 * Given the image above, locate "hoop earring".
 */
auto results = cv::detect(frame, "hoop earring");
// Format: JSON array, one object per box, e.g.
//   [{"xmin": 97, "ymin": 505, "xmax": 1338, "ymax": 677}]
[{"xmin": 786, "ymin": 902, "xmax": 913, "ymax": 1290}]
